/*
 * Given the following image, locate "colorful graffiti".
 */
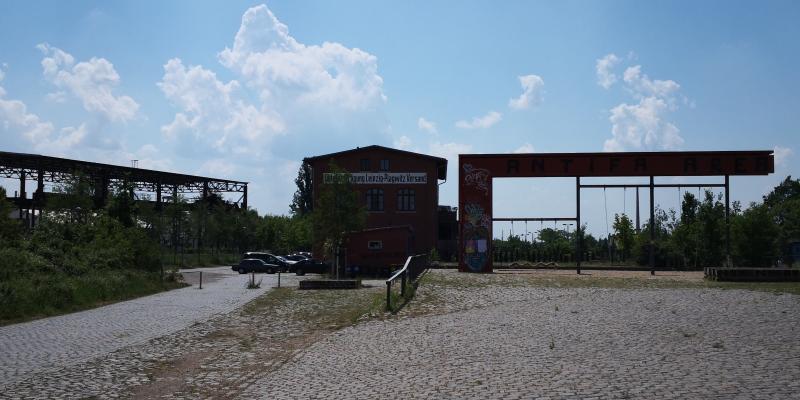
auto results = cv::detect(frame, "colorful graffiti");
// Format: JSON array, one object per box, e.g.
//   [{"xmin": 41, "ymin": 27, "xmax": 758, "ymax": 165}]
[
  {"xmin": 463, "ymin": 163, "xmax": 490, "ymax": 196},
  {"xmin": 462, "ymin": 202, "xmax": 490, "ymax": 272}
]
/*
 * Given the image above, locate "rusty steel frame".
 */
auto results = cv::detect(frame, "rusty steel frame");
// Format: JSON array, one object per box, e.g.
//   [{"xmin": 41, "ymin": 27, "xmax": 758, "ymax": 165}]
[{"xmin": 1, "ymin": 151, "xmax": 248, "ymax": 224}]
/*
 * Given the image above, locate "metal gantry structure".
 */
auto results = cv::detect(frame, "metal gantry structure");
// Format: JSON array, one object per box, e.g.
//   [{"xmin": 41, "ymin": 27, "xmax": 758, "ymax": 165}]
[
  {"xmin": 459, "ymin": 150, "xmax": 775, "ymax": 274},
  {"xmin": 0, "ymin": 151, "xmax": 248, "ymax": 224}
]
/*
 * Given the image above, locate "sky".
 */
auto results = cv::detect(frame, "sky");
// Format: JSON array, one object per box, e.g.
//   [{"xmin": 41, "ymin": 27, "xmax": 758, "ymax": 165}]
[{"xmin": 1, "ymin": 1, "xmax": 798, "ymax": 238}]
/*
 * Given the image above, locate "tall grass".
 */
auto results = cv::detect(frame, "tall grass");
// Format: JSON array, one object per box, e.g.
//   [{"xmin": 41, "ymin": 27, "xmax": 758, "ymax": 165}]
[{"xmin": 0, "ymin": 269, "xmax": 186, "ymax": 325}]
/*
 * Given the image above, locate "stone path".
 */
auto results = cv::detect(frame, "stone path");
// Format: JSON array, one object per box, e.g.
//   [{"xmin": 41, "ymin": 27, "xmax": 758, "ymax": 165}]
[
  {"xmin": 0, "ymin": 266, "xmax": 291, "ymax": 388},
  {"xmin": 247, "ymin": 270, "xmax": 800, "ymax": 399}
]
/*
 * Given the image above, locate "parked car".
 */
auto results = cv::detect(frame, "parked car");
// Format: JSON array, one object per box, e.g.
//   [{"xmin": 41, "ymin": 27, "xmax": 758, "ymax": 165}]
[
  {"xmin": 283, "ymin": 254, "xmax": 309, "ymax": 262},
  {"xmin": 291, "ymin": 257, "xmax": 329, "ymax": 275},
  {"xmin": 235, "ymin": 258, "xmax": 280, "ymax": 274},
  {"xmin": 241, "ymin": 252, "xmax": 292, "ymax": 272}
]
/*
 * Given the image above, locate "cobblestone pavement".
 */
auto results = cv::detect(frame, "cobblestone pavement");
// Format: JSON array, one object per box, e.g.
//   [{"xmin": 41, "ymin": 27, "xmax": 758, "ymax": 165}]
[
  {"xmin": 0, "ymin": 266, "xmax": 292, "ymax": 389},
  {"xmin": 0, "ymin": 273, "xmax": 384, "ymax": 399},
  {"xmin": 247, "ymin": 270, "xmax": 800, "ymax": 399}
]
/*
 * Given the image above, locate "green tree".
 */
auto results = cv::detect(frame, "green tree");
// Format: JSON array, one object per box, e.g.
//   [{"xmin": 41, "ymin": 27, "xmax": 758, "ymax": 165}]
[
  {"xmin": 290, "ymin": 161, "xmax": 314, "ymax": 217},
  {"xmin": 612, "ymin": 213, "xmax": 635, "ymax": 261},
  {"xmin": 0, "ymin": 187, "xmax": 21, "ymax": 246},
  {"xmin": 732, "ymin": 203, "xmax": 779, "ymax": 267},
  {"xmin": 762, "ymin": 176, "xmax": 800, "ymax": 264},
  {"xmin": 311, "ymin": 161, "xmax": 366, "ymax": 263}
]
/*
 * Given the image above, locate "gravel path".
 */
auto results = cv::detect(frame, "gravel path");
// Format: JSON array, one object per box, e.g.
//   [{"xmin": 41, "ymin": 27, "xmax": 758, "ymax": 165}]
[
  {"xmin": 0, "ymin": 266, "xmax": 286, "ymax": 388},
  {"xmin": 248, "ymin": 270, "xmax": 800, "ymax": 400}
]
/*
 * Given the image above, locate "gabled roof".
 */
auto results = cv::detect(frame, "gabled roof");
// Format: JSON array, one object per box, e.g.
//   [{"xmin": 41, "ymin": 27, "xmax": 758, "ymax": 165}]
[{"xmin": 304, "ymin": 145, "xmax": 448, "ymax": 180}]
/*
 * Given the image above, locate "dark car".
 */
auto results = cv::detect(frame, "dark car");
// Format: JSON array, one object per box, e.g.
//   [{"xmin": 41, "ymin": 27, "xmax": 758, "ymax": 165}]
[
  {"xmin": 291, "ymin": 257, "xmax": 329, "ymax": 276},
  {"xmin": 242, "ymin": 252, "xmax": 292, "ymax": 272},
  {"xmin": 235, "ymin": 258, "xmax": 280, "ymax": 274}
]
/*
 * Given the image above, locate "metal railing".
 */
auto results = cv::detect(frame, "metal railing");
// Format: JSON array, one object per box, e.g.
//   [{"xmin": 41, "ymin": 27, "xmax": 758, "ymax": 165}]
[{"xmin": 386, "ymin": 254, "xmax": 429, "ymax": 311}]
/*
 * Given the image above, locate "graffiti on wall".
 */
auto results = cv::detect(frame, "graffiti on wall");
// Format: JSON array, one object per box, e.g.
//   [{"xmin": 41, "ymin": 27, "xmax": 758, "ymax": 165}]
[
  {"xmin": 463, "ymin": 202, "xmax": 490, "ymax": 272},
  {"xmin": 463, "ymin": 164, "xmax": 490, "ymax": 196}
]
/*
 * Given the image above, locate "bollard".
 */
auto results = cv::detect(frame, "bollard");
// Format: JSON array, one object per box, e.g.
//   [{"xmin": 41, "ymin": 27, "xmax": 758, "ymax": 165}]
[
  {"xmin": 251, "ymin": 271, "xmax": 255, "ymax": 287},
  {"xmin": 386, "ymin": 281, "xmax": 392, "ymax": 311},
  {"xmin": 277, "ymin": 270, "xmax": 281, "ymax": 288},
  {"xmin": 199, "ymin": 271, "xmax": 203, "ymax": 289}
]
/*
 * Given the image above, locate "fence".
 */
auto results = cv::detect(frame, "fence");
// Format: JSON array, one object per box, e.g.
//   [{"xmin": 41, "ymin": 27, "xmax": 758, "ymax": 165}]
[{"xmin": 385, "ymin": 254, "xmax": 429, "ymax": 312}]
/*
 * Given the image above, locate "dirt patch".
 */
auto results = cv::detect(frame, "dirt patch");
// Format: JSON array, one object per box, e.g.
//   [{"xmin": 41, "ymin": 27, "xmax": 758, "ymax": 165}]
[{"xmin": 128, "ymin": 286, "xmax": 386, "ymax": 398}]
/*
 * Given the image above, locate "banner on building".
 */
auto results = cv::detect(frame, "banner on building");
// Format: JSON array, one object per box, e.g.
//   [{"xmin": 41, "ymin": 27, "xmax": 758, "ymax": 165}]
[{"xmin": 323, "ymin": 172, "xmax": 427, "ymax": 184}]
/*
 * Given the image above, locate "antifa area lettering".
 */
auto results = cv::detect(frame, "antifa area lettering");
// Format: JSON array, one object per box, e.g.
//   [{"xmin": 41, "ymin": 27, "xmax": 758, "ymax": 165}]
[
  {"xmin": 484, "ymin": 152, "xmax": 774, "ymax": 177},
  {"xmin": 323, "ymin": 172, "xmax": 428, "ymax": 184}
]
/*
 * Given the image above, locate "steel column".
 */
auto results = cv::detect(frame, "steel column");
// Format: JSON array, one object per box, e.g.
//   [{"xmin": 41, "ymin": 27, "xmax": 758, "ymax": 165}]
[
  {"xmin": 649, "ymin": 176, "xmax": 655, "ymax": 275},
  {"xmin": 725, "ymin": 175, "xmax": 731, "ymax": 267},
  {"xmin": 576, "ymin": 177, "xmax": 581, "ymax": 274},
  {"xmin": 635, "ymin": 187, "xmax": 640, "ymax": 232},
  {"xmin": 18, "ymin": 171, "xmax": 26, "ymax": 220}
]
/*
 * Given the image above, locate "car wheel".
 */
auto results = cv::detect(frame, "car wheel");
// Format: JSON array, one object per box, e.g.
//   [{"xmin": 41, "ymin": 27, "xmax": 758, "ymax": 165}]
[{"xmin": 238, "ymin": 268, "xmax": 247, "ymax": 274}]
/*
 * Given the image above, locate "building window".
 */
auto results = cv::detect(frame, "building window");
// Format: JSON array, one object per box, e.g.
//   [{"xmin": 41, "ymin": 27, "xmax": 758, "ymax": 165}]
[
  {"xmin": 366, "ymin": 188, "xmax": 384, "ymax": 211},
  {"xmin": 360, "ymin": 158, "xmax": 371, "ymax": 171},
  {"xmin": 368, "ymin": 240, "xmax": 383, "ymax": 250},
  {"xmin": 379, "ymin": 159, "xmax": 390, "ymax": 171},
  {"xmin": 397, "ymin": 189, "xmax": 416, "ymax": 211}
]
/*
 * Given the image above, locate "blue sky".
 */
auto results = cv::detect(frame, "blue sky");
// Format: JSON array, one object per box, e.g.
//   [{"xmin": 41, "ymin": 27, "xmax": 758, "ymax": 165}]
[{"xmin": 1, "ymin": 1, "xmax": 798, "ymax": 237}]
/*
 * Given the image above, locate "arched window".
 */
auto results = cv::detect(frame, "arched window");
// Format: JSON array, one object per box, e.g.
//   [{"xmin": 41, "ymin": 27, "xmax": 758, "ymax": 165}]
[
  {"xmin": 366, "ymin": 188, "xmax": 384, "ymax": 211},
  {"xmin": 397, "ymin": 188, "xmax": 416, "ymax": 211}
]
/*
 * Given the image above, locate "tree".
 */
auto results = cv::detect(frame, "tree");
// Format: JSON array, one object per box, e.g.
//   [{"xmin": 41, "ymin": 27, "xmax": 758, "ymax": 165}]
[
  {"xmin": 290, "ymin": 161, "xmax": 314, "ymax": 217},
  {"xmin": 311, "ymin": 161, "xmax": 366, "ymax": 264},
  {"xmin": 613, "ymin": 213, "xmax": 635, "ymax": 261},
  {"xmin": 0, "ymin": 187, "xmax": 21, "ymax": 246},
  {"xmin": 762, "ymin": 176, "xmax": 800, "ymax": 264},
  {"xmin": 732, "ymin": 203, "xmax": 779, "ymax": 267}
]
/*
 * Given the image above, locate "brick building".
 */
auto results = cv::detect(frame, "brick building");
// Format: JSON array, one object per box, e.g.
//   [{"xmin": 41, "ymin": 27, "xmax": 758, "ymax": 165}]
[{"xmin": 304, "ymin": 145, "xmax": 448, "ymax": 269}]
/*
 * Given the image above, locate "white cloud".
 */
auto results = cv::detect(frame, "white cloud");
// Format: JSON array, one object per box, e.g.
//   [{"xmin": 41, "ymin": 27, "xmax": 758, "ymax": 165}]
[
  {"xmin": 622, "ymin": 65, "xmax": 680, "ymax": 101},
  {"xmin": 596, "ymin": 53, "xmax": 621, "ymax": 89},
  {"xmin": 0, "ymin": 91, "xmax": 55, "ymax": 144},
  {"xmin": 455, "ymin": 111, "xmax": 502, "ymax": 130},
  {"xmin": 508, "ymin": 74, "xmax": 544, "ymax": 110},
  {"xmin": 602, "ymin": 60, "xmax": 685, "ymax": 152},
  {"xmin": 604, "ymin": 97, "xmax": 683, "ymax": 151},
  {"xmin": 417, "ymin": 117, "xmax": 437, "ymax": 134},
  {"xmin": 774, "ymin": 146, "xmax": 793, "ymax": 168},
  {"xmin": 199, "ymin": 159, "xmax": 237, "ymax": 178},
  {"xmin": 218, "ymin": 4, "xmax": 385, "ymax": 110},
  {"xmin": 159, "ymin": 4, "xmax": 388, "ymax": 165},
  {"xmin": 37, "ymin": 43, "xmax": 139, "ymax": 122},
  {"xmin": 513, "ymin": 143, "xmax": 536, "ymax": 153},
  {"xmin": 158, "ymin": 58, "xmax": 285, "ymax": 156},
  {"xmin": 429, "ymin": 140, "xmax": 472, "ymax": 177},
  {"xmin": 394, "ymin": 135, "xmax": 413, "ymax": 150}
]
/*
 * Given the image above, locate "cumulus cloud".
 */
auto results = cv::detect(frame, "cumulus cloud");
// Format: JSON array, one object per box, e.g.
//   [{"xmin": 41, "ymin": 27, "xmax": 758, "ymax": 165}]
[
  {"xmin": 513, "ymin": 143, "xmax": 536, "ymax": 153},
  {"xmin": 393, "ymin": 135, "xmax": 413, "ymax": 150},
  {"xmin": 774, "ymin": 146, "xmax": 793, "ymax": 168},
  {"xmin": 37, "ymin": 43, "xmax": 139, "ymax": 122},
  {"xmin": 158, "ymin": 58, "xmax": 285, "ymax": 156},
  {"xmin": 159, "ymin": 4, "xmax": 388, "ymax": 164},
  {"xmin": 417, "ymin": 117, "xmax": 437, "ymax": 134},
  {"xmin": 0, "ymin": 90, "xmax": 55, "ymax": 144},
  {"xmin": 622, "ymin": 65, "xmax": 680, "ymax": 101},
  {"xmin": 596, "ymin": 53, "xmax": 621, "ymax": 89},
  {"xmin": 217, "ymin": 4, "xmax": 385, "ymax": 110},
  {"xmin": 508, "ymin": 75, "xmax": 544, "ymax": 110},
  {"xmin": 602, "ymin": 60, "xmax": 685, "ymax": 152},
  {"xmin": 604, "ymin": 97, "xmax": 683, "ymax": 151},
  {"xmin": 455, "ymin": 111, "xmax": 502, "ymax": 130}
]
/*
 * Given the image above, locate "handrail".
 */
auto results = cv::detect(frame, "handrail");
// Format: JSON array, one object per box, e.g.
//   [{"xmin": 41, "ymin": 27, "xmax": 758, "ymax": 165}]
[{"xmin": 386, "ymin": 254, "xmax": 428, "ymax": 311}]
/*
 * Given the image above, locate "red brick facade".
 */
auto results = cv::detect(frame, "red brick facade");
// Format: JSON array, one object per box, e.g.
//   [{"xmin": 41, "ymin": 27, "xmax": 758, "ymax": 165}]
[{"xmin": 305, "ymin": 146, "xmax": 447, "ymax": 267}]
